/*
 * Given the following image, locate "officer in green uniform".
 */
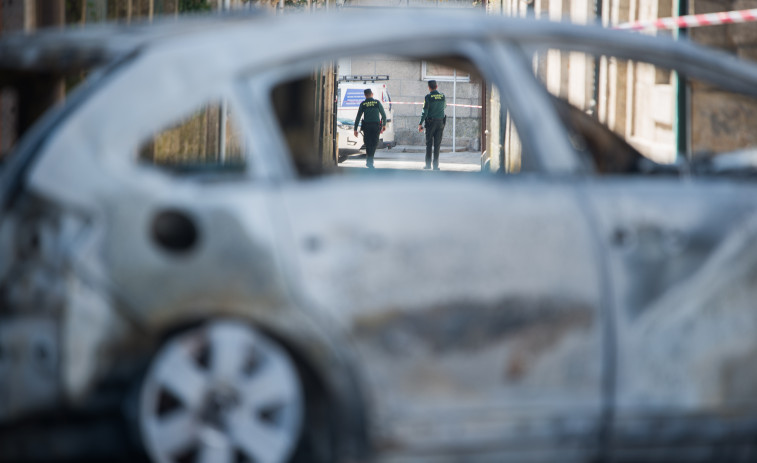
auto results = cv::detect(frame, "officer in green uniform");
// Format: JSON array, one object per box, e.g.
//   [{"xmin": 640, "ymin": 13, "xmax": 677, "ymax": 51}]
[
  {"xmin": 354, "ymin": 89, "xmax": 387, "ymax": 169},
  {"xmin": 418, "ymin": 80, "xmax": 446, "ymax": 170}
]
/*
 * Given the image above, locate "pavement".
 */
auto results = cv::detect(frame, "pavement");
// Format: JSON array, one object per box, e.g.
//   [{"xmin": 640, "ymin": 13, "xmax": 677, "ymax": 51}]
[{"xmin": 339, "ymin": 145, "xmax": 483, "ymax": 172}]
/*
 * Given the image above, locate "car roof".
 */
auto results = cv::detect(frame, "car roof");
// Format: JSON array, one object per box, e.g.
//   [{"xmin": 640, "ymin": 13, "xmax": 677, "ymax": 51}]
[
  {"xmin": 0, "ymin": 8, "xmax": 757, "ymax": 93},
  {"xmin": 2, "ymin": 8, "xmax": 757, "ymax": 95},
  {"xmin": 0, "ymin": 10, "xmax": 267, "ymax": 75}
]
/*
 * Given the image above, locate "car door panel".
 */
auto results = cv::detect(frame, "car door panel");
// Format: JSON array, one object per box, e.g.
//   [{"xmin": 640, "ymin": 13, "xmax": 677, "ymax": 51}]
[
  {"xmin": 588, "ymin": 178, "xmax": 757, "ymax": 460},
  {"xmin": 281, "ymin": 175, "xmax": 604, "ymax": 459}
]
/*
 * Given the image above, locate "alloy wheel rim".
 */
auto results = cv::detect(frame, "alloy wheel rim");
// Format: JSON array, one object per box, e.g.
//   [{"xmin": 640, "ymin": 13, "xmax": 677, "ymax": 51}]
[{"xmin": 139, "ymin": 320, "xmax": 303, "ymax": 463}]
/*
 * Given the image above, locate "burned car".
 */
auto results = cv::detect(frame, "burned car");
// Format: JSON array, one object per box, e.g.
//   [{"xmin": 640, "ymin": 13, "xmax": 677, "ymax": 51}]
[{"xmin": 3, "ymin": 9, "xmax": 757, "ymax": 463}]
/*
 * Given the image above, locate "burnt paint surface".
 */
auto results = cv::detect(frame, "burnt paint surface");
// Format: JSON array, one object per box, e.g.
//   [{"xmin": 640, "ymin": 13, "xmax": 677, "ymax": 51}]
[
  {"xmin": 353, "ymin": 297, "xmax": 593, "ymax": 358},
  {"xmin": 589, "ymin": 178, "xmax": 757, "ymax": 460},
  {"xmin": 283, "ymin": 175, "xmax": 605, "ymax": 458}
]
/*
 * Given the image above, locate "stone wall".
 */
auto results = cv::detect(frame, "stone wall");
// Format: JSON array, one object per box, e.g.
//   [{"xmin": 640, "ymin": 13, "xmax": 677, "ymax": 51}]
[
  {"xmin": 690, "ymin": 0, "xmax": 757, "ymax": 157},
  {"xmin": 347, "ymin": 57, "xmax": 482, "ymax": 149},
  {"xmin": 489, "ymin": 0, "xmax": 681, "ymax": 163}
]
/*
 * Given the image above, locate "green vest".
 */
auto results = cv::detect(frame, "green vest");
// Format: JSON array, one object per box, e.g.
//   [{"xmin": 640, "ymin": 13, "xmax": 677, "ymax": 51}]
[
  {"xmin": 354, "ymin": 98, "xmax": 387, "ymax": 131},
  {"xmin": 419, "ymin": 90, "xmax": 446, "ymax": 125}
]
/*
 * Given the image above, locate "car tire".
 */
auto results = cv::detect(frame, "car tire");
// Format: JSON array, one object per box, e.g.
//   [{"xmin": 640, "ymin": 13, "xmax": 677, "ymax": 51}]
[{"xmin": 137, "ymin": 320, "xmax": 305, "ymax": 463}]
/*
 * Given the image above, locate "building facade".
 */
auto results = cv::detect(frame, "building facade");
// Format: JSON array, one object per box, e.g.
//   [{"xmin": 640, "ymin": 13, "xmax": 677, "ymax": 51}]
[
  {"xmin": 339, "ymin": 0, "xmax": 484, "ymax": 150},
  {"xmin": 488, "ymin": 0, "xmax": 757, "ymax": 165},
  {"xmin": 341, "ymin": 57, "xmax": 483, "ymax": 150}
]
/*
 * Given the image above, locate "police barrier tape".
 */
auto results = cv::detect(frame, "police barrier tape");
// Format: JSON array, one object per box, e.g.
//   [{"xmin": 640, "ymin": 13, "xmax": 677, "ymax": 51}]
[
  {"xmin": 386, "ymin": 101, "xmax": 483, "ymax": 109},
  {"xmin": 616, "ymin": 8, "xmax": 757, "ymax": 31}
]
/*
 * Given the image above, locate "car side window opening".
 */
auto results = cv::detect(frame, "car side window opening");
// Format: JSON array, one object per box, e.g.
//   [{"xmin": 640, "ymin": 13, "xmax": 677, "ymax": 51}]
[
  {"xmin": 138, "ymin": 100, "xmax": 247, "ymax": 174},
  {"xmin": 531, "ymin": 48, "xmax": 757, "ymax": 176},
  {"xmin": 267, "ymin": 54, "xmax": 525, "ymax": 177}
]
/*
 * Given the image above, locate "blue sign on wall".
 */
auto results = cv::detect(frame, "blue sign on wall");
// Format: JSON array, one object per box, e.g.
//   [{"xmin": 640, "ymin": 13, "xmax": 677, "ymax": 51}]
[{"xmin": 341, "ymin": 89, "xmax": 365, "ymax": 108}]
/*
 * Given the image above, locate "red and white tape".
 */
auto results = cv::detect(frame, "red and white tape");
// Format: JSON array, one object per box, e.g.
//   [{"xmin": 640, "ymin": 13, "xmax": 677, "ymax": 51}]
[
  {"xmin": 386, "ymin": 101, "xmax": 483, "ymax": 109},
  {"xmin": 616, "ymin": 8, "xmax": 757, "ymax": 31}
]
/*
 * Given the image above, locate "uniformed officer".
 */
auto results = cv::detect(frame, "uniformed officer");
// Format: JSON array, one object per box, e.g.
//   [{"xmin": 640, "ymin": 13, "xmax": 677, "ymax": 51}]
[
  {"xmin": 418, "ymin": 80, "xmax": 446, "ymax": 170},
  {"xmin": 353, "ymin": 89, "xmax": 387, "ymax": 169}
]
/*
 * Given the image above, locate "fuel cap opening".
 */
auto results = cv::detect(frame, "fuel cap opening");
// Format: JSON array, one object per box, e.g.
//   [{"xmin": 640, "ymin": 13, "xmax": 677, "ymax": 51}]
[{"xmin": 151, "ymin": 209, "xmax": 199, "ymax": 254}]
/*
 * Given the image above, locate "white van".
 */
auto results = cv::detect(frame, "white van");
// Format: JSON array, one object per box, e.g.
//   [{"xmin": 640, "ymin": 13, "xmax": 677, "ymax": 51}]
[{"xmin": 336, "ymin": 75, "xmax": 396, "ymax": 154}]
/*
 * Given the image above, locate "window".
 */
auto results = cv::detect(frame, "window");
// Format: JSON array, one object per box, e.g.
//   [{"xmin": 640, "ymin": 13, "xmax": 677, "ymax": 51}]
[
  {"xmin": 532, "ymin": 47, "xmax": 757, "ymax": 175},
  {"xmin": 268, "ymin": 54, "xmax": 517, "ymax": 177},
  {"xmin": 422, "ymin": 61, "xmax": 470, "ymax": 82},
  {"xmin": 138, "ymin": 101, "xmax": 247, "ymax": 174}
]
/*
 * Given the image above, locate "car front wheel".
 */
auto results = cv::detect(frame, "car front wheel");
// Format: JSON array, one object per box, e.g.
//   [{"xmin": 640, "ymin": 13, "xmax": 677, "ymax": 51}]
[{"xmin": 138, "ymin": 320, "xmax": 304, "ymax": 463}]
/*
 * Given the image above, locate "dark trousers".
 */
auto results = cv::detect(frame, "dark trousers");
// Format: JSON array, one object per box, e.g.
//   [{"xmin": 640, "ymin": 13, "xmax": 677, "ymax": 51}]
[
  {"xmin": 362, "ymin": 122, "xmax": 381, "ymax": 167},
  {"xmin": 425, "ymin": 118, "xmax": 444, "ymax": 168}
]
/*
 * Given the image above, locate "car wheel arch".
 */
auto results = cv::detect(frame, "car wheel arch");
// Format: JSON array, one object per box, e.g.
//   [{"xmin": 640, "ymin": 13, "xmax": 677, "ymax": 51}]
[{"xmin": 116, "ymin": 312, "xmax": 371, "ymax": 463}]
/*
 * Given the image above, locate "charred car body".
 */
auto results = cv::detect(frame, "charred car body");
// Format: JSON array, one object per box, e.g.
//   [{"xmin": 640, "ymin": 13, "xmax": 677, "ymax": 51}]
[{"xmin": 2, "ymin": 9, "xmax": 757, "ymax": 463}]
